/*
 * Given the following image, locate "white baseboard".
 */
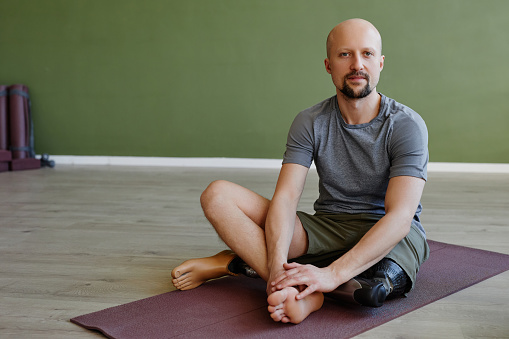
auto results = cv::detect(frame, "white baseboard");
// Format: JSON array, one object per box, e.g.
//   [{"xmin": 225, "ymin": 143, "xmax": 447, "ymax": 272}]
[
  {"xmin": 46, "ymin": 155, "xmax": 283, "ymax": 169},
  {"xmin": 44, "ymin": 155, "xmax": 509, "ymax": 173},
  {"xmin": 426, "ymin": 162, "xmax": 509, "ymax": 173}
]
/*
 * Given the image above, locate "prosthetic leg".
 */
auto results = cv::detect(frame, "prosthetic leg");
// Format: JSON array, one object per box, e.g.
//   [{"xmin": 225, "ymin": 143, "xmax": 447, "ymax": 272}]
[
  {"xmin": 327, "ymin": 258, "xmax": 410, "ymax": 307},
  {"xmin": 327, "ymin": 276, "xmax": 387, "ymax": 307},
  {"xmin": 171, "ymin": 250, "xmax": 262, "ymax": 291},
  {"xmin": 228, "ymin": 255, "xmax": 260, "ymax": 278}
]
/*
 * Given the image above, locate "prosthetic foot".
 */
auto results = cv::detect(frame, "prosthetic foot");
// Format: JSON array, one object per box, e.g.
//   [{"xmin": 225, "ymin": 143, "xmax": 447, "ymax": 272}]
[
  {"xmin": 327, "ymin": 258, "xmax": 410, "ymax": 307},
  {"xmin": 171, "ymin": 250, "xmax": 260, "ymax": 291},
  {"xmin": 171, "ymin": 250, "xmax": 239, "ymax": 290}
]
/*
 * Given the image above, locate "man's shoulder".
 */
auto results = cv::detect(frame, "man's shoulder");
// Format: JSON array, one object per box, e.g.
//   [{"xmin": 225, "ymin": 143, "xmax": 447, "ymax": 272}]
[
  {"xmin": 381, "ymin": 94, "xmax": 426, "ymax": 127},
  {"xmin": 299, "ymin": 95, "xmax": 337, "ymax": 118}
]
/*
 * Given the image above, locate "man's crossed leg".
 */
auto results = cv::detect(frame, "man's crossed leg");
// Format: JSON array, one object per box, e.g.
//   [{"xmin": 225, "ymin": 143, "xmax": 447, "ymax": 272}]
[
  {"xmin": 171, "ymin": 180, "xmax": 324, "ymax": 324},
  {"xmin": 171, "ymin": 180, "xmax": 412, "ymax": 323}
]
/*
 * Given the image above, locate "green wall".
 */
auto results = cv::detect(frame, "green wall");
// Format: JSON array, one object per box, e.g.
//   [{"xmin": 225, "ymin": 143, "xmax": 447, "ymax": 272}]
[{"xmin": 1, "ymin": 0, "xmax": 508, "ymax": 163}]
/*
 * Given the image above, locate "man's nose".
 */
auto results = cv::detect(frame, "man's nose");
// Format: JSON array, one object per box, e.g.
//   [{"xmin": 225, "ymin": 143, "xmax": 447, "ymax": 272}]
[{"xmin": 350, "ymin": 54, "xmax": 364, "ymax": 71}]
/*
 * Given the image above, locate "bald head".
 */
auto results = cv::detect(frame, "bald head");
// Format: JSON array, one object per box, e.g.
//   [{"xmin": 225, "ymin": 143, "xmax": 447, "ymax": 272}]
[{"xmin": 326, "ymin": 19, "xmax": 382, "ymax": 58}]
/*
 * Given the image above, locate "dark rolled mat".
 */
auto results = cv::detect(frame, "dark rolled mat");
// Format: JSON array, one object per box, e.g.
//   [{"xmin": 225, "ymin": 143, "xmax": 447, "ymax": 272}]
[
  {"xmin": 8, "ymin": 84, "xmax": 31, "ymax": 159},
  {"xmin": 7, "ymin": 84, "xmax": 40, "ymax": 170},
  {"xmin": 0, "ymin": 84, "xmax": 8, "ymax": 151},
  {"xmin": 71, "ymin": 240, "xmax": 509, "ymax": 339},
  {"xmin": 0, "ymin": 85, "xmax": 10, "ymax": 170}
]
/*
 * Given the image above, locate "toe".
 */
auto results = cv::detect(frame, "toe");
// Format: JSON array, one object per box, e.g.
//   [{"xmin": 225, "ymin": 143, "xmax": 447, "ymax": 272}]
[
  {"xmin": 172, "ymin": 275, "xmax": 187, "ymax": 284},
  {"xmin": 268, "ymin": 303, "xmax": 283, "ymax": 313},
  {"xmin": 270, "ymin": 309, "xmax": 285, "ymax": 322},
  {"xmin": 179, "ymin": 283, "xmax": 194, "ymax": 291},
  {"xmin": 267, "ymin": 289, "xmax": 287, "ymax": 307},
  {"xmin": 179, "ymin": 280, "xmax": 198, "ymax": 290},
  {"xmin": 171, "ymin": 268, "xmax": 181, "ymax": 279},
  {"xmin": 176, "ymin": 274, "xmax": 190, "ymax": 283},
  {"xmin": 281, "ymin": 316, "xmax": 292, "ymax": 323}
]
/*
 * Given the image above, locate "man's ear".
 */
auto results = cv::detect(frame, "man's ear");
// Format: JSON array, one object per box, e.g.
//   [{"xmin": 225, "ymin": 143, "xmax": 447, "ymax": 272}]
[
  {"xmin": 324, "ymin": 58, "xmax": 332, "ymax": 74},
  {"xmin": 379, "ymin": 55, "xmax": 385, "ymax": 72}
]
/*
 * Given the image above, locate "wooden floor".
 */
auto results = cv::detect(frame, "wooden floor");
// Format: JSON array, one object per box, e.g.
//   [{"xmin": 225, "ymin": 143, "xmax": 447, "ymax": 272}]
[{"xmin": 0, "ymin": 165, "xmax": 508, "ymax": 338}]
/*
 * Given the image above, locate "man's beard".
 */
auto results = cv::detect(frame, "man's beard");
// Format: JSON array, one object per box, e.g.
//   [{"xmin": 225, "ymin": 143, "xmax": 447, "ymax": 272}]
[{"xmin": 340, "ymin": 72, "xmax": 372, "ymax": 99}]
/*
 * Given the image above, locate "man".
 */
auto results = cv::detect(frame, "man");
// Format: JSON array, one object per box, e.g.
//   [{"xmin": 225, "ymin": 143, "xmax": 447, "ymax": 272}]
[{"xmin": 171, "ymin": 18, "xmax": 429, "ymax": 324}]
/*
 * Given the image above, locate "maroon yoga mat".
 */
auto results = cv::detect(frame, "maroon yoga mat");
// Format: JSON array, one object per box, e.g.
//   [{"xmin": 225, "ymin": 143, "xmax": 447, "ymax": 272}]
[{"xmin": 71, "ymin": 240, "xmax": 509, "ymax": 339}]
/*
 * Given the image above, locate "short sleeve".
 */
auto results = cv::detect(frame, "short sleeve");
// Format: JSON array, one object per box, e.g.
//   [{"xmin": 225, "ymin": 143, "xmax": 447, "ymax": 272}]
[
  {"xmin": 282, "ymin": 111, "xmax": 315, "ymax": 168},
  {"xmin": 388, "ymin": 112, "xmax": 429, "ymax": 181}
]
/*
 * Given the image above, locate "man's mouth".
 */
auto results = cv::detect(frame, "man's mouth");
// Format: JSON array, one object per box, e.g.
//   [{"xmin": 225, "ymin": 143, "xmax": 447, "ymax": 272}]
[
  {"xmin": 347, "ymin": 74, "xmax": 368, "ymax": 81},
  {"xmin": 346, "ymin": 72, "xmax": 368, "ymax": 80}
]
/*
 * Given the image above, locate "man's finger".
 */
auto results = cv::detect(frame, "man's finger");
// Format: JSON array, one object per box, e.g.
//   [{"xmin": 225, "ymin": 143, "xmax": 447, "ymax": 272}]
[
  {"xmin": 270, "ymin": 277, "xmax": 281, "ymax": 286},
  {"xmin": 276, "ymin": 277, "xmax": 301, "ymax": 290},
  {"xmin": 296, "ymin": 285, "xmax": 316, "ymax": 300},
  {"xmin": 283, "ymin": 262, "xmax": 301, "ymax": 270},
  {"xmin": 283, "ymin": 267, "xmax": 302, "ymax": 277},
  {"xmin": 271, "ymin": 271, "xmax": 291, "ymax": 286}
]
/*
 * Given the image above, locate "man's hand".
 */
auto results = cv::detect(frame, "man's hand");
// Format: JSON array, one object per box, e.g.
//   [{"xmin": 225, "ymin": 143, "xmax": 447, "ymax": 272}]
[
  {"xmin": 270, "ymin": 262, "xmax": 340, "ymax": 300},
  {"xmin": 266, "ymin": 266, "xmax": 287, "ymax": 296}
]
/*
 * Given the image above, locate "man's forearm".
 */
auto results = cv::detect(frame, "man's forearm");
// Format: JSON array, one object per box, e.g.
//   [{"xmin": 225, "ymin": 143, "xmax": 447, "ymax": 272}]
[
  {"xmin": 328, "ymin": 176, "xmax": 425, "ymax": 286},
  {"xmin": 264, "ymin": 163, "xmax": 308, "ymax": 278},
  {"xmin": 328, "ymin": 213, "xmax": 411, "ymax": 286},
  {"xmin": 264, "ymin": 197, "xmax": 300, "ymax": 273}
]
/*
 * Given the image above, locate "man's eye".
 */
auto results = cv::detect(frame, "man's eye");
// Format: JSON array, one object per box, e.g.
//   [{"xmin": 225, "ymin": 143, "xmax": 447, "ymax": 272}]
[
  {"xmin": 365, "ymin": 52, "xmax": 374, "ymax": 56},
  {"xmin": 340, "ymin": 52, "xmax": 349, "ymax": 57}
]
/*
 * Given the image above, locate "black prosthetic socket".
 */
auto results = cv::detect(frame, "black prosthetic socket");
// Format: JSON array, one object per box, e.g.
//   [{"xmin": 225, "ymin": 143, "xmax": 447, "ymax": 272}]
[
  {"xmin": 327, "ymin": 277, "xmax": 387, "ymax": 307},
  {"xmin": 227, "ymin": 256, "xmax": 259, "ymax": 278},
  {"xmin": 361, "ymin": 258, "xmax": 410, "ymax": 299},
  {"xmin": 327, "ymin": 258, "xmax": 410, "ymax": 308}
]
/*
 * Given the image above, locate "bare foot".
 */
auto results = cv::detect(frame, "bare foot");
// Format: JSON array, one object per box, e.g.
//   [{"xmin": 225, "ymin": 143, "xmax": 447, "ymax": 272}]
[
  {"xmin": 267, "ymin": 286, "xmax": 324, "ymax": 324},
  {"xmin": 171, "ymin": 250, "xmax": 237, "ymax": 290}
]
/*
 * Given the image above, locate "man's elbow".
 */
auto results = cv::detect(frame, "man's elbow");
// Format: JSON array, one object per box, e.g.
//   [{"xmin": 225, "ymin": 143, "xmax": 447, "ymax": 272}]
[{"xmin": 386, "ymin": 209, "xmax": 415, "ymax": 236}]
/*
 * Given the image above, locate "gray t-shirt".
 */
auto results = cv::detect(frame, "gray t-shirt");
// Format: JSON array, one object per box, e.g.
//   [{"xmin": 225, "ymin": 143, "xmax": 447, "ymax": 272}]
[{"xmin": 283, "ymin": 93, "xmax": 428, "ymax": 235}]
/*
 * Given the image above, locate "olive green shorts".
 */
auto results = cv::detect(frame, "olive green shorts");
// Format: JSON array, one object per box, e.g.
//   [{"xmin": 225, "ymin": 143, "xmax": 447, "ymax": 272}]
[{"xmin": 292, "ymin": 211, "xmax": 430, "ymax": 291}]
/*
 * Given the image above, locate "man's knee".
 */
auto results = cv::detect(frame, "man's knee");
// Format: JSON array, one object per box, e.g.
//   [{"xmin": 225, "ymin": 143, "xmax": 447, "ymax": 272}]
[{"xmin": 200, "ymin": 180, "xmax": 232, "ymax": 214}]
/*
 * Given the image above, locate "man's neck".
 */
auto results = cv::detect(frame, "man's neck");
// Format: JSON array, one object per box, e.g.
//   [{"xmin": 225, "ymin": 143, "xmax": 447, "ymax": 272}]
[{"xmin": 336, "ymin": 90, "xmax": 381, "ymax": 125}]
